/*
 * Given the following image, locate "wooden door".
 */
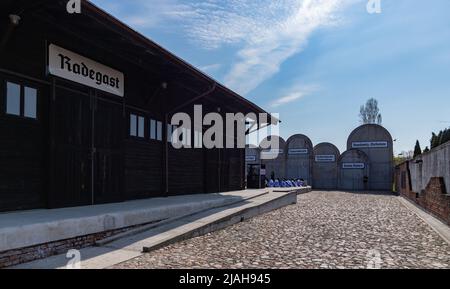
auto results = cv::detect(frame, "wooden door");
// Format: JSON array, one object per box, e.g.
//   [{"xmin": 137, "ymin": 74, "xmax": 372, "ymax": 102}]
[
  {"xmin": 51, "ymin": 86, "xmax": 92, "ymax": 207},
  {"xmin": 93, "ymin": 97, "xmax": 123, "ymax": 204}
]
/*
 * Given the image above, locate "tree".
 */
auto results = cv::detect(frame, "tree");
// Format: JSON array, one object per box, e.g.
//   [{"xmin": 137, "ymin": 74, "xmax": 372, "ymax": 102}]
[
  {"xmin": 429, "ymin": 128, "xmax": 450, "ymax": 149},
  {"xmin": 359, "ymin": 98, "xmax": 382, "ymax": 125},
  {"xmin": 423, "ymin": 146, "xmax": 430, "ymax": 153},
  {"xmin": 437, "ymin": 131, "xmax": 443, "ymax": 146},
  {"xmin": 431, "ymin": 132, "xmax": 439, "ymax": 149},
  {"xmin": 442, "ymin": 128, "xmax": 450, "ymax": 144},
  {"xmin": 413, "ymin": 140, "xmax": 422, "ymax": 158},
  {"xmin": 395, "ymin": 150, "xmax": 413, "ymax": 165}
]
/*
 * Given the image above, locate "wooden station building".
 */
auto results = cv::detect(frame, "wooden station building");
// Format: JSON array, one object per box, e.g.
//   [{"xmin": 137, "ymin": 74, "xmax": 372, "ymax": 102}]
[{"xmin": 0, "ymin": 0, "xmax": 273, "ymax": 212}]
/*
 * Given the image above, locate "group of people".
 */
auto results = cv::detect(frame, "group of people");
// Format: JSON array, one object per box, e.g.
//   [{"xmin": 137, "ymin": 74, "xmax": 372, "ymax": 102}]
[{"xmin": 266, "ymin": 178, "xmax": 306, "ymax": 188}]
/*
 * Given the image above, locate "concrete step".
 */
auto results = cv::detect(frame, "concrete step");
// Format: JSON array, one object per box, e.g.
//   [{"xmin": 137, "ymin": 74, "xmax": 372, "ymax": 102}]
[
  {"xmin": 104, "ymin": 191, "xmax": 297, "ymax": 254},
  {"xmin": 273, "ymin": 186, "xmax": 312, "ymax": 194},
  {"xmin": 95, "ymin": 190, "xmax": 269, "ymax": 246}
]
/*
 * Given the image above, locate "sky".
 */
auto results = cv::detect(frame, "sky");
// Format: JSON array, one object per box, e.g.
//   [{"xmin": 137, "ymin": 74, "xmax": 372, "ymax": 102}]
[{"xmin": 91, "ymin": 0, "xmax": 450, "ymax": 155}]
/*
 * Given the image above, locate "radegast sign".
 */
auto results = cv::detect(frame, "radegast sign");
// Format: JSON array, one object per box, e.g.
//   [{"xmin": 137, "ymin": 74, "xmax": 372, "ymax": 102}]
[
  {"xmin": 342, "ymin": 163, "xmax": 365, "ymax": 169},
  {"xmin": 352, "ymin": 141, "xmax": 388, "ymax": 149},
  {"xmin": 288, "ymin": 148, "xmax": 308, "ymax": 155},
  {"xmin": 48, "ymin": 44, "xmax": 124, "ymax": 97},
  {"xmin": 315, "ymin": 155, "xmax": 336, "ymax": 163}
]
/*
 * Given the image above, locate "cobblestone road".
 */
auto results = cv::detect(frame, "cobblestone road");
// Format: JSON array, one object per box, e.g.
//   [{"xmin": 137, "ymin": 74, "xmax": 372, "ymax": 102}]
[{"xmin": 113, "ymin": 191, "xmax": 450, "ymax": 269}]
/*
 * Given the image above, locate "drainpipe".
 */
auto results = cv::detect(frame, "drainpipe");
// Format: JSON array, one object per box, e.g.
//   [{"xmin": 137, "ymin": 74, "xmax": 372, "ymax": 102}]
[{"xmin": 164, "ymin": 83, "xmax": 217, "ymax": 195}]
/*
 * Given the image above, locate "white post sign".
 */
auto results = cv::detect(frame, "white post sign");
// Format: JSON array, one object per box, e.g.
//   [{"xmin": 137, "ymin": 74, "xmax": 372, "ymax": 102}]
[
  {"xmin": 352, "ymin": 141, "xmax": 388, "ymax": 149},
  {"xmin": 315, "ymin": 155, "xmax": 336, "ymax": 162},
  {"xmin": 245, "ymin": 156, "xmax": 257, "ymax": 162},
  {"xmin": 261, "ymin": 149, "xmax": 284, "ymax": 158},
  {"xmin": 342, "ymin": 163, "xmax": 365, "ymax": 169},
  {"xmin": 288, "ymin": 148, "xmax": 308, "ymax": 155},
  {"xmin": 48, "ymin": 44, "xmax": 124, "ymax": 97}
]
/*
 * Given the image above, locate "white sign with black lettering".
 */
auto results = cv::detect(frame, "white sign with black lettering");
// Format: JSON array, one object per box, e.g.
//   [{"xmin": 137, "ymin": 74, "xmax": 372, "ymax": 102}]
[
  {"xmin": 315, "ymin": 155, "xmax": 336, "ymax": 162},
  {"xmin": 352, "ymin": 141, "xmax": 388, "ymax": 149},
  {"xmin": 288, "ymin": 148, "xmax": 308, "ymax": 155},
  {"xmin": 48, "ymin": 44, "xmax": 124, "ymax": 97},
  {"xmin": 245, "ymin": 156, "xmax": 256, "ymax": 162},
  {"xmin": 261, "ymin": 149, "xmax": 284, "ymax": 158},
  {"xmin": 342, "ymin": 163, "xmax": 365, "ymax": 169}
]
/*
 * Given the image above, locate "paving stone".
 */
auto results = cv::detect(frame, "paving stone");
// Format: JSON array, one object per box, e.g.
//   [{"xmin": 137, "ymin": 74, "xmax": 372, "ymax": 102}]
[{"xmin": 112, "ymin": 191, "xmax": 450, "ymax": 269}]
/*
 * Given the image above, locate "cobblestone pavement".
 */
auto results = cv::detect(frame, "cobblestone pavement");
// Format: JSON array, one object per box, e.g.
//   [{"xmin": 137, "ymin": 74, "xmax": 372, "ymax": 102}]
[{"xmin": 113, "ymin": 191, "xmax": 450, "ymax": 269}]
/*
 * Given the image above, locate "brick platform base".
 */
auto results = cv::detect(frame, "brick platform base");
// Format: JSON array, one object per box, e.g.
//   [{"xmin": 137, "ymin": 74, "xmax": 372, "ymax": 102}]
[{"xmin": 0, "ymin": 222, "xmax": 157, "ymax": 268}]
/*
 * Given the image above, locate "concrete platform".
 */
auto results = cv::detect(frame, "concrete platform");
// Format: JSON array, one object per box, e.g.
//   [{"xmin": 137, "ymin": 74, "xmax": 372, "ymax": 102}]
[
  {"xmin": 0, "ymin": 190, "xmax": 267, "ymax": 253},
  {"xmin": 11, "ymin": 189, "xmax": 300, "ymax": 269}
]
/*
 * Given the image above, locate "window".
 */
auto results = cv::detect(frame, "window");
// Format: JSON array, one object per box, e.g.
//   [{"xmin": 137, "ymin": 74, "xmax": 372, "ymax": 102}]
[
  {"xmin": 130, "ymin": 113, "xmax": 145, "ymax": 138},
  {"xmin": 194, "ymin": 130, "xmax": 202, "ymax": 148},
  {"xmin": 150, "ymin": 119, "xmax": 163, "ymax": 141},
  {"xmin": 24, "ymin": 87, "xmax": 37, "ymax": 118},
  {"xmin": 5, "ymin": 82, "xmax": 38, "ymax": 119},
  {"xmin": 167, "ymin": 124, "xmax": 176, "ymax": 143},
  {"xmin": 6, "ymin": 82, "xmax": 20, "ymax": 116},
  {"xmin": 150, "ymin": 119, "xmax": 156, "ymax": 140},
  {"xmin": 167, "ymin": 124, "xmax": 172, "ymax": 142},
  {"xmin": 157, "ymin": 121, "xmax": 162, "ymax": 141},
  {"xmin": 180, "ymin": 128, "xmax": 191, "ymax": 147},
  {"xmin": 138, "ymin": 116, "xmax": 145, "ymax": 138},
  {"xmin": 130, "ymin": 114, "xmax": 137, "ymax": 136}
]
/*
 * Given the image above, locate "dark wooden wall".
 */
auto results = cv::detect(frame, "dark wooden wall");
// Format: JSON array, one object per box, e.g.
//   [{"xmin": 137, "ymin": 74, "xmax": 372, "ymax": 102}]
[
  {"xmin": 0, "ymin": 3, "xmax": 246, "ymax": 212},
  {"xmin": 0, "ymin": 75, "xmax": 48, "ymax": 211}
]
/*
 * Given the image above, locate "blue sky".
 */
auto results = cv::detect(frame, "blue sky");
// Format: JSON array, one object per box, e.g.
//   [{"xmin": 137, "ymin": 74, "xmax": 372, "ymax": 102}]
[{"xmin": 91, "ymin": 0, "xmax": 450, "ymax": 154}]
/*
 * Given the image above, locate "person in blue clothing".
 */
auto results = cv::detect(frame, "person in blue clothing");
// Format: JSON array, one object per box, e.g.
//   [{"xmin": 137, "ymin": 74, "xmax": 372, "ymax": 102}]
[
  {"xmin": 274, "ymin": 179, "xmax": 280, "ymax": 187},
  {"xmin": 300, "ymin": 179, "xmax": 306, "ymax": 187}
]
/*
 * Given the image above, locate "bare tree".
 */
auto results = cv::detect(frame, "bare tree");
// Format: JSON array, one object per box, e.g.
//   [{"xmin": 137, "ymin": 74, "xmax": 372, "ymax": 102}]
[{"xmin": 359, "ymin": 98, "xmax": 382, "ymax": 125}]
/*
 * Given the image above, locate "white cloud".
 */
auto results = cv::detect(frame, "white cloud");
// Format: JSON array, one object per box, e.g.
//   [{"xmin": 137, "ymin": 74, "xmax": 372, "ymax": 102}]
[
  {"xmin": 92, "ymin": 0, "xmax": 195, "ymax": 29},
  {"xmin": 221, "ymin": 0, "xmax": 350, "ymax": 95},
  {"xmin": 92, "ymin": 0, "xmax": 354, "ymax": 95},
  {"xmin": 270, "ymin": 85, "xmax": 318, "ymax": 108},
  {"xmin": 170, "ymin": 0, "xmax": 353, "ymax": 95},
  {"xmin": 199, "ymin": 63, "xmax": 222, "ymax": 73},
  {"xmin": 271, "ymin": 92, "xmax": 305, "ymax": 108}
]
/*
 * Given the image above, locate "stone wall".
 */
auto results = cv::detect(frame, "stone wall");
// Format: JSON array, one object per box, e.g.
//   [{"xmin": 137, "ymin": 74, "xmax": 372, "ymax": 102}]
[
  {"xmin": 396, "ymin": 156, "xmax": 450, "ymax": 226},
  {"xmin": 409, "ymin": 142, "xmax": 450, "ymax": 193}
]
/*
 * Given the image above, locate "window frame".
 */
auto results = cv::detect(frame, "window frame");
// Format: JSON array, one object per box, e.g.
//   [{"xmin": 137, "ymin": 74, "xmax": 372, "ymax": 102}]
[
  {"xmin": 24, "ymin": 86, "xmax": 38, "ymax": 119},
  {"xmin": 129, "ymin": 112, "xmax": 146, "ymax": 139},
  {"xmin": 3, "ymin": 79, "xmax": 39, "ymax": 121},
  {"xmin": 150, "ymin": 119, "xmax": 157, "ymax": 140},
  {"xmin": 168, "ymin": 124, "xmax": 181, "ymax": 144},
  {"xmin": 149, "ymin": 118, "xmax": 163, "ymax": 142},
  {"xmin": 156, "ymin": 121, "xmax": 163, "ymax": 141}
]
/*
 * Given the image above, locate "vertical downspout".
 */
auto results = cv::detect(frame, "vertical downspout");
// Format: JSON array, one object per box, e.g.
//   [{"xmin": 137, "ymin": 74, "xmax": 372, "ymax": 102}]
[
  {"xmin": 90, "ymin": 90, "xmax": 96, "ymax": 205},
  {"xmin": 49, "ymin": 77, "xmax": 56, "ymax": 208},
  {"xmin": 164, "ymin": 113, "xmax": 169, "ymax": 195}
]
